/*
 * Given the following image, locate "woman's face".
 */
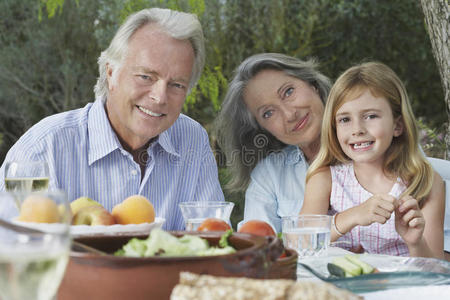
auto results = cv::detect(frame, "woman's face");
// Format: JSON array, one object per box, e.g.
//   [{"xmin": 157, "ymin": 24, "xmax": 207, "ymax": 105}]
[{"xmin": 243, "ymin": 69, "xmax": 324, "ymax": 149}]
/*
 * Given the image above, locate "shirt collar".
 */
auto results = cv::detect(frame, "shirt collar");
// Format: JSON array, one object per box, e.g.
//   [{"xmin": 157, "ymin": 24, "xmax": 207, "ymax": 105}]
[
  {"xmin": 152, "ymin": 125, "xmax": 181, "ymax": 158},
  {"xmin": 284, "ymin": 145, "xmax": 305, "ymax": 165},
  {"xmin": 87, "ymin": 99, "xmax": 122, "ymax": 165}
]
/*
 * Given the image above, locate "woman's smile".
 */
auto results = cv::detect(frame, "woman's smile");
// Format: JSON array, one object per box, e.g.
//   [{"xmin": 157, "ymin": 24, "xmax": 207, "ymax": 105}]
[{"xmin": 292, "ymin": 113, "xmax": 309, "ymax": 132}]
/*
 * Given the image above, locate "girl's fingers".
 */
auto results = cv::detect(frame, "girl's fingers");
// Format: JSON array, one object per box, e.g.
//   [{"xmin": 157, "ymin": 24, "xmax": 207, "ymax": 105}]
[
  {"xmin": 374, "ymin": 206, "xmax": 392, "ymax": 219},
  {"xmin": 373, "ymin": 212, "xmax": 390, "ymax": 224},
  {"xmin": 408, "ymin": 216, "xmax": 425, "ymax": 228},
  {"xmin": 378, "ymin": 200, "xmax": 395, "ymax": 213},
  {"xmin": 401, "ymin": 208, "xmax": 423, "ymax": 227},
  {"xmin": 398, "ymin": 197, "xmax": 419, "ymax": 213}
]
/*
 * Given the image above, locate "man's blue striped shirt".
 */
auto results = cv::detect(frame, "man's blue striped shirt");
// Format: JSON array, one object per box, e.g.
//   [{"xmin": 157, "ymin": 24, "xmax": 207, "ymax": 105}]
[{"xmin": 0, "ymin": 99, "xmax": 224, "ymax": 230}]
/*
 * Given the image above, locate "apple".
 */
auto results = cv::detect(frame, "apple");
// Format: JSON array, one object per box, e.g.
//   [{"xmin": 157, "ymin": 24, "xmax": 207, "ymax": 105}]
[
  {"xmin": 71, "ymin": 205, "xmax": 115, "ymax": 226},
  {"xmin": 70, "ymin": 196, "xmax": 102, "ymax": 216}
]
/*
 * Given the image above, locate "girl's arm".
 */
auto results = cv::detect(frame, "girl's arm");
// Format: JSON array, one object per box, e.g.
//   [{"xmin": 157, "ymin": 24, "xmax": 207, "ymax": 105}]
[
  {"xmin": 397, "ymin": 171, "xmax": 445, "ymax": 259},
  {"xmin": 300, "ymin": 167, "xmax": 338, "ymax": 238},
  {"xmin": 301, "ymin": 167, "xmax": 397, "ymax": 242},
  {"xmin": 300, "ymin": 167, "xmax": 331, "ymax": 214}
]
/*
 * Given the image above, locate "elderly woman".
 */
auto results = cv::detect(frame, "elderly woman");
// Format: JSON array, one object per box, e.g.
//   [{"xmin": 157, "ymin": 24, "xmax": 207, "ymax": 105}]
[{"xmin": 215, "ymin": 53, "xmax": 331, "ymax": 232}]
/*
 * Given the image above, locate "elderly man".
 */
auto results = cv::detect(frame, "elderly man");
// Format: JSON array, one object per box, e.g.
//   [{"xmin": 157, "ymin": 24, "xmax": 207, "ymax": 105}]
[{"xmin": 0, "ymin": 8, "xmax": 224, "ymax": 230}]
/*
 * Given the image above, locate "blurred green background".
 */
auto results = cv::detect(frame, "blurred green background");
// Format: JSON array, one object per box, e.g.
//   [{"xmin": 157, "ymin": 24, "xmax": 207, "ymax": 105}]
[{"xmin": 0, "ymin": 0, "xmax": 446, "ymax": 228}]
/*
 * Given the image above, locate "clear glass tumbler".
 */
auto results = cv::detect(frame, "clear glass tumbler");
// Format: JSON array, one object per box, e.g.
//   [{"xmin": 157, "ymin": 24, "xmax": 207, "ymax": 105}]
[
  {"xmin": 179, "ymin": 201, "xmax": 234, "ymax": 231},
  {"xmin": 282, "ymin": 215, "xmax": 332, "ymax": 258}
]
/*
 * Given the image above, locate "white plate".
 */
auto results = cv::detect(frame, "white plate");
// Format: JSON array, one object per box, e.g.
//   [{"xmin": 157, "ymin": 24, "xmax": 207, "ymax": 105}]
[{"xmin": 70, "ymin": 217, "xmax": 165, "ymax": 237}]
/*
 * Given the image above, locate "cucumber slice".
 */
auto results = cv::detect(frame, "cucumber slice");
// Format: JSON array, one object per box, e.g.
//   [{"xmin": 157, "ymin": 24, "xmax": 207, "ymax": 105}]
[
  {"xmin": 345, "ymin": 255, "xmax": 374, "ymax": 274},
  {"xmin": 327, "ymin": 263, "xmax": 346, "ymax": 278},
  {"xmin": 332, "ymin": 256, "xmax": 362, "ymax": 277}
]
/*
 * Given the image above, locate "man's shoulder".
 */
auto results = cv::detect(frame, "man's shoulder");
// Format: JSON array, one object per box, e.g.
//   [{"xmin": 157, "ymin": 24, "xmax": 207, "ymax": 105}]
[
  {"xmin": 16, "ymin": 103, "xmax": 93, "ymax": 147},
  {"xmin": 173, "ymin": 114, "xmax": 204, "ymax": 129},
  {"xmin": 167, "ymin": 114, "xmax": 208, "ymax": 140}
]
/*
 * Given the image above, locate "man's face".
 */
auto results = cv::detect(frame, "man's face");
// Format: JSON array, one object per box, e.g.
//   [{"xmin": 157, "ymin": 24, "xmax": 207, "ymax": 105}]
[{"xmin": 105, "ymin": 24, "xmax": 195, "ymax": 150}]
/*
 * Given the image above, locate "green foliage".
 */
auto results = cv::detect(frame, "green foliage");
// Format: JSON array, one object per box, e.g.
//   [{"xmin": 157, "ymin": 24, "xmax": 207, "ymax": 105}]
[
  {"xmin": 0, "ymin": 0, "xmax": 100, "ymax": 160},
  {"xmin": 38, "ymin": 0, "xmax": 80, "ymax": 20},
  {"xmin": 118, "ymin": 0, "xmax": 205, "ymax": 22},
  {"xmin": 119, "ymin": 0, "xmax": 149, "ymax": 23},
  {"xmin": 185, "ymin": 66, "xmax": 227, "ymax": 114},
  {"xmin": 418, "ymin": 118, "xmax": 447, "ymax": 159},
  {"xmin": 38, "ymin": 0, "xmax": 64, "ymax": 20}
]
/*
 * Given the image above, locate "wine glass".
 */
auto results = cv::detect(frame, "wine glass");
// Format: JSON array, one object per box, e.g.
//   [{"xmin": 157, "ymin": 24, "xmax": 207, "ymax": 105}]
[
  {"xmin": 0, "ymin": 190, "xmax": 72, "ymax": 300},
  {"xmin": 4, "ymin": 161, "xmax": 50, "ymax": 208}
]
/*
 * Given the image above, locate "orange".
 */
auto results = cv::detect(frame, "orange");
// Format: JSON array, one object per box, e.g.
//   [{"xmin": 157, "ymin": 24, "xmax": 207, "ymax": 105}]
[{"xmin": 112, "ymin": 195, "xmax": 155, "ymax": 225}]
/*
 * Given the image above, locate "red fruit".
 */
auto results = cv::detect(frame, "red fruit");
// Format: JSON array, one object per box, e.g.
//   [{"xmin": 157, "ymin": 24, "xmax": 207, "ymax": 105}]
[
  {"xmin": 238, "ymin": 220, "xmax": 276, "ymax": 237},
  {"xmin": 197, "ymin": 218, "xmax": 231, "ymax": 232},
  {"xmin": 279, "ymin": 251, "xmax": 287, "ymax": 259}
]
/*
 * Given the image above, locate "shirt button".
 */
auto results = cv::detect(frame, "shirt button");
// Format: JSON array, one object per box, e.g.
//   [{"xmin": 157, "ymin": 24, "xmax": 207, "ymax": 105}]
[{"xmin": 131, "ymin": 170, "xmax": 138, "ymax": 176}]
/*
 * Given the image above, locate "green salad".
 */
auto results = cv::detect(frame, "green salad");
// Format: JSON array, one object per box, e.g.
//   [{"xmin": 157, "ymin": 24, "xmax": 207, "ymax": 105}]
[{"xmin": 114, "ymin": 228, "xmax": 236, "ymax": 257}]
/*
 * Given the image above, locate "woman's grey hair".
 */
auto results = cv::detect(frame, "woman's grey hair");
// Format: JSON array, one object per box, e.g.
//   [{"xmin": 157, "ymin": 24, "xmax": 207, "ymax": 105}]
[
  {"xmin": 94, "ymin": 8, "xmax": 205, "ymax": 102},
  {"xmin": 215, "ymin": 53, "xmax": 331, "ymax": 192}
]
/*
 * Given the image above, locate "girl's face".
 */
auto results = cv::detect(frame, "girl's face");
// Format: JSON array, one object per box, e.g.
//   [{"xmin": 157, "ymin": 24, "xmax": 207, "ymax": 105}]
[
  {"xmin": 335, "ymin": 89, "xmax": 403, "ymax": 166},
  {"xmin": 243, "ymin": 69, "xmax": 324, "ymax": 149}
]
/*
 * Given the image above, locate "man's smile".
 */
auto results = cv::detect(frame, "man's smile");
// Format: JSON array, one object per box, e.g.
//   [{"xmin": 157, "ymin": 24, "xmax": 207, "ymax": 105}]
[{"xmin": 137, "ymin": 105, "xmax": 164, "ymax": 117}]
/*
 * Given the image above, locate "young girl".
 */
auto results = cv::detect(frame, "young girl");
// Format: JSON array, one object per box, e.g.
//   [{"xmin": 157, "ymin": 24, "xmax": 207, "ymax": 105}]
[{"xmin": 301, "ymin": 62, "xmax": 445, "ymax": 259}]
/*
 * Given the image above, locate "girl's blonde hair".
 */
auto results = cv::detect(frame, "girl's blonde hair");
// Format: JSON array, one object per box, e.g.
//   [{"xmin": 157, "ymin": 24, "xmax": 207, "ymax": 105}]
[{"xmin": 307, "ymin": 62, "xmax": 433, "ymax": 201}]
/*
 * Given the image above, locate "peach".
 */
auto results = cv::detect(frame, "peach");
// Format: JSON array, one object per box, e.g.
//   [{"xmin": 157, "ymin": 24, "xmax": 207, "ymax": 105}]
[
  {"xmin": 112, "ymin": 195, "xmax": 155, "ymax": 225},
  {"xmin": 18, "ymin": 194, "xmax": 60, "ymax": 223}
]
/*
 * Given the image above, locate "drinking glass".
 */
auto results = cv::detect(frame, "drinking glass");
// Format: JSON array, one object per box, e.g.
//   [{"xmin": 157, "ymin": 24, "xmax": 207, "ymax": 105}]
[
  {"xmin": 5, "ymin": 161, "xmax": 50, "ymax": 208},
  {"xmin": 281, "ymin": 215, "xmax": 332, "ymax": 258},
  {"xmin": 0, "ymin": 190, "xmax": 72, "ymax": 300},
  {"xmin": 179, "ymin": 201, "xmax": 234, "ymax": 230}
]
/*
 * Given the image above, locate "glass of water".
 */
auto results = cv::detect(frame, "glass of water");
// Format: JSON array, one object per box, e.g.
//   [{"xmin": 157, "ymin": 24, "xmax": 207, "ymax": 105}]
[
  {"xmin": 281, "ymin": 215, "xmax": 332, "ymax": 258},
  {"xmin": 0, "ymin": 190, "xmax": 72, "ymax": 300},
  {"xmin": 179, "ymin": 201, "xmax": 234, "ymax": 231}
]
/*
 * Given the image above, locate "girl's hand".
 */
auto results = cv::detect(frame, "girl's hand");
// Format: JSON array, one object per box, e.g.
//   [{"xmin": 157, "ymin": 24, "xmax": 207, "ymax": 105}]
[
  {"xmin": 355, "ymin": 194, "xmax": 396, "ymax": 226},
  {"xmin": 395, "ymin": 195, "xmax": 425, "ymax": 246}
]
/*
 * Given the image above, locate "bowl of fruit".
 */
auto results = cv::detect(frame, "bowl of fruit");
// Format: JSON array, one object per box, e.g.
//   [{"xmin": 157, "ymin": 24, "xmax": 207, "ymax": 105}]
[
  {"xmin": 69, "ymin": 195, "xmax": 165, "ymax": 237},
  {"xmin": 57, "ymin": 227, "xmax": 284, "ymax": 300}
]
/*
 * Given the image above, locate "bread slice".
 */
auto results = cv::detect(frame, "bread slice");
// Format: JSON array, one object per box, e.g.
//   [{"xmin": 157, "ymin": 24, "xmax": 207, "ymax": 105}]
[{"xmin": 170, "ymin": 272, "xmax": 362, "ymax": 300}]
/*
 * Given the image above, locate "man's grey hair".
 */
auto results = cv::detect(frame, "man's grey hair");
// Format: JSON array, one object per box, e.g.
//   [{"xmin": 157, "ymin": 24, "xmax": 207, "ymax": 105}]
[{"xmin": 94, "ymin": 8, "xmax": 205, "ymax": 101}]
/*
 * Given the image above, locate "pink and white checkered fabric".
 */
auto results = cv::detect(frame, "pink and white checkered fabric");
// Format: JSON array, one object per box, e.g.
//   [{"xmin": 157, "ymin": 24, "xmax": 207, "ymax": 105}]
[{"xmin": 328, "ymin": 163, "xmax": 409, "ymax": 256}]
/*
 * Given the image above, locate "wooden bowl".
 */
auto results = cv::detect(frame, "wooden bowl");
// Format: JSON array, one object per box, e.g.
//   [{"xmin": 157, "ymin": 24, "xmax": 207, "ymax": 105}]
[
  {"xmin": 267, "ymin": 247, "xmax": 298, "ymax": 280},
  {"xmin": 58, "ymin": 231, "xmax": 284, "ymax": 300}
]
